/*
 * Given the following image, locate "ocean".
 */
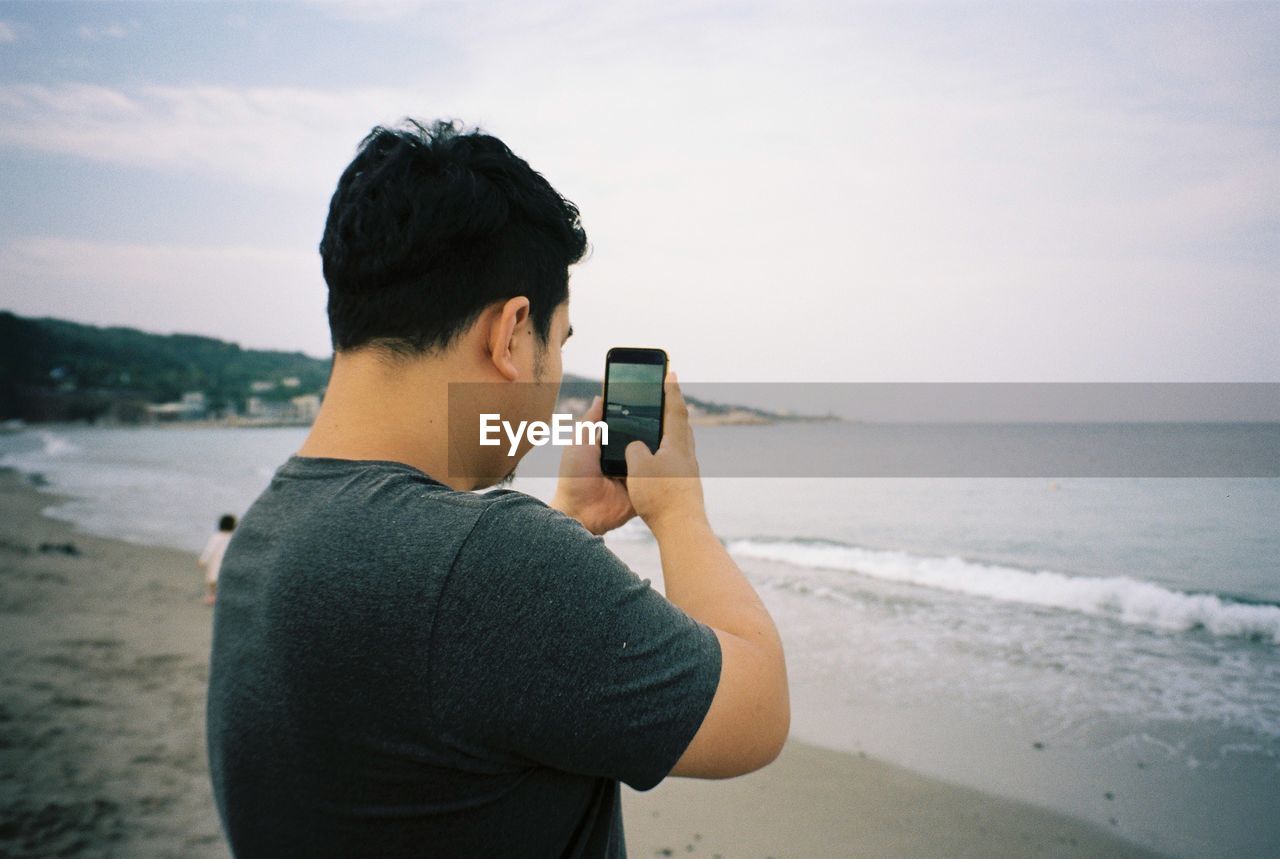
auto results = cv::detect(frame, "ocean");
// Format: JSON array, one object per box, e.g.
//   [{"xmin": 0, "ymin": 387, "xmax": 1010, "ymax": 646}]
[{"xmin": 2, "ymin": 424, "xmax": 1277, "ymax": 858}]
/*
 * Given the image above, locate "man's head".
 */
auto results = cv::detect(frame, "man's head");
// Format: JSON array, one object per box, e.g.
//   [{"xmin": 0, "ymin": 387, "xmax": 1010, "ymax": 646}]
[
  {"xmin": 320, "ymin": 118, "xmax": 587, "ymax": 370},
  {"xmin": 315, "ymin": 119, "xmax": 587, "ymax": 486}
]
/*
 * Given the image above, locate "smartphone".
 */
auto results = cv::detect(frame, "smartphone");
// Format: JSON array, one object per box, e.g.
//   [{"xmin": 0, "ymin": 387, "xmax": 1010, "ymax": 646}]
[{"xmin": 600, "ymin": 347, "xmax": 668, "ymax": 477}]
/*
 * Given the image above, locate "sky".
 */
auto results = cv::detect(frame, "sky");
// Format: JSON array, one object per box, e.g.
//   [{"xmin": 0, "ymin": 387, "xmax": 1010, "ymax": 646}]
[{"xmin": 0, "ymin": 0, "xmax": 1277, "ymax": 383}]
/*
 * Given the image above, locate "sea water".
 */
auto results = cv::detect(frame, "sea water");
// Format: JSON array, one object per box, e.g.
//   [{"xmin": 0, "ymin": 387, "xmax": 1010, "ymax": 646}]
[{"xmin": 2, "ymin": 425, "xmax": 1277, "ymax": 857}]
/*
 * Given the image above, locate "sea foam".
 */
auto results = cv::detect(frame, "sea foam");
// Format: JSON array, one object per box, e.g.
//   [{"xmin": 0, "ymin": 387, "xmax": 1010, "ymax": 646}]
[
  {"xmin": 37, "ymin": 430, "xmax": 81, "ymax": 457},
  {"xmin": 727, "ymin": 538, "xmax": 1280, "ymax": 644}
]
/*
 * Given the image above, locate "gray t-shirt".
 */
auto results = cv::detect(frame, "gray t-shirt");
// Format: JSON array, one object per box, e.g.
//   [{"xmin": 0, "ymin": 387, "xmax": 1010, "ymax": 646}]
[{"xmin": 207, "ymin": 455, "xmax": 721, "ymax": 858}]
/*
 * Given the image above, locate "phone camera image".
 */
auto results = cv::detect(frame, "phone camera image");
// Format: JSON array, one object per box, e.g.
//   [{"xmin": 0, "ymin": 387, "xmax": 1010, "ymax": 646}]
[{"xmin": 600, "ymin": 348, "xmax": 667, "ymax": 477}]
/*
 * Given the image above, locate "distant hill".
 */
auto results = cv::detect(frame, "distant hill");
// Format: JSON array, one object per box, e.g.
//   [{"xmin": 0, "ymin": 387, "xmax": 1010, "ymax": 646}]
[
  {"xmin": 0, "ymin": 313, "xmax": 607, "ymax": 424},
  {"xmin": 0, "ymin": 312, "xmax": 333, "ymax": 422},
  {"xmin": 0, "ymin": 311, "xmax": 825, "ymax": 425}
]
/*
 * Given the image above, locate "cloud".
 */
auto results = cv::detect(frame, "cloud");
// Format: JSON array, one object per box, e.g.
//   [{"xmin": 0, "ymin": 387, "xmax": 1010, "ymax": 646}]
[
  {"xmin": 0, "ymin": 83, "xmax": 417, "ymax": 192},
  {"xmin": 301, "ymin": 0, "xmax": 442, "ymax": 23},
  {"xmin": 78, "ymin": 23, "xmax": 129, "ymax": 41},
  {"xmin": 0, "ymin": 21, "xmax": 17, "ymax": 43},
  {"xmin": 0, "ymin": 3, "xmax": 1276, "ymax": 380},
  {"xmin": 0, "ymin": 236, "xmax": 331, "ymax": 355}
]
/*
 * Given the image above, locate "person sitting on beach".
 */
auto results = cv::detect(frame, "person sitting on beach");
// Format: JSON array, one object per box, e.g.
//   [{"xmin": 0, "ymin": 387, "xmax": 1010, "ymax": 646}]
[
  {"xmin": 206, "ymin": 119, "xmax": 790, "ymax": 858},
  {"xmin": 196, "ymin": 513, "xmax": 235, "ymax": 606}
]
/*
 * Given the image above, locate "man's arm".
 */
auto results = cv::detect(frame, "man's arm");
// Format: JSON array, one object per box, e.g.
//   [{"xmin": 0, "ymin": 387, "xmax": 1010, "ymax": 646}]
[{"xmin": 623, "ymin": 372, "xmax": 790, "ymax": 778}]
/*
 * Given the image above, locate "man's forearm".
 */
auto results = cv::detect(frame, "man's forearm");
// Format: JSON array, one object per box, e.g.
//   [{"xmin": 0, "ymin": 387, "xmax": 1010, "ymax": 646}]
[{"xmin": 650, "ymin": 513, "xmax": 784, "ymax": 661}]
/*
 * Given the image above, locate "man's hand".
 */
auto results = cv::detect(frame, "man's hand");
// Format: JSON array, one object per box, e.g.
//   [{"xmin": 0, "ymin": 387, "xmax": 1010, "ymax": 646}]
[
  {"xmin": 550, "ymin": 395, "xmax": 636, "ymax": 536},
  {"xmin": 623, "ymin": 370, "xmax": 707, "ymax": 537}
]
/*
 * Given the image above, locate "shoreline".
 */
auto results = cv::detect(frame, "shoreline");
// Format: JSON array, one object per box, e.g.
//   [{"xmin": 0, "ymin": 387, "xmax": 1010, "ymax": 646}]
[{"xmin": 0, "ymin": 467, "xmax": 1167, "ymax": 857}]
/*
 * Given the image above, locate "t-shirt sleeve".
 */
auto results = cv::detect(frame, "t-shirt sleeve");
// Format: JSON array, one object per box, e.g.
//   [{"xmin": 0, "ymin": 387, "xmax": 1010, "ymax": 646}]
[{"xmin": 428, "ymin": 492, "xmax": 722, "ymax": 791}]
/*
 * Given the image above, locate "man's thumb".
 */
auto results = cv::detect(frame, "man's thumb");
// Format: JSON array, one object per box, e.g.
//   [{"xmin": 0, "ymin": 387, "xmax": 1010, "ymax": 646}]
[{"xmin": 624, "ymin": 440, "xmax": 651, "ymax": 473}]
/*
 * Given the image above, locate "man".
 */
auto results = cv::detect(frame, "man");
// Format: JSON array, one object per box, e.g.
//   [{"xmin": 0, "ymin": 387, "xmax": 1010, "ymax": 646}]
[{"xmin": 207, "ymin": 119, "xmax": 789, "ymax": 858}]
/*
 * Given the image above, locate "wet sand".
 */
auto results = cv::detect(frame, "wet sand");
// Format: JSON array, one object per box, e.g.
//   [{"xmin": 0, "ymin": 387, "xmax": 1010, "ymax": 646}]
[{"xmin": 0, "ymin": 468, "xmax": 1166, "ymax": 858}]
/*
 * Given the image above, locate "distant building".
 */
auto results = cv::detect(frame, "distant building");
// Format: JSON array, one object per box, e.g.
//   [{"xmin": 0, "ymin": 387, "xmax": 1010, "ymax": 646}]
[
  {"xmin": 245, "ymin": 396, "xmax": 297, "ymax": 421},
  {"xmin": 250, "ymin": 380, "xmax": 276, "ymax": 393},
  {"xmin": 245, "ymin": 396, "xmax": 270, "ymax": 418},
  {"xmin": 146, "ymin": 391, "xmax": 208, "ymax": 422},
  {"xmin": 181, "ymin": 391, "xmax": 207, "ymax": 417},
  {"xmin": 146, "ymin": 403, "xmax": 190, "ymax": 421},
  {"xmin": 291, "ymin": 394, "xmax": 321, "ymax": 422},
  {"xmin": 281, "ymin": 376, "xmax": 302, "ymax": 389}
]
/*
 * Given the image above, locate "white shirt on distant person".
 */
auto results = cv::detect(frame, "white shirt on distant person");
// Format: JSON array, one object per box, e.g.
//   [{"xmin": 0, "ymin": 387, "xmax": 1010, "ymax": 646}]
[{"xmin": 200, "ymin": 531, "xmax": 234, "ymax": 585}]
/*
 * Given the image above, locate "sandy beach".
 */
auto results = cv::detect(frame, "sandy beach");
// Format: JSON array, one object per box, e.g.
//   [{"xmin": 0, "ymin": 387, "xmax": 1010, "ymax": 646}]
[
  {"xmin": 0, "ymin": 468, "xmax": 225, "ymax": 857},
  {"xmin": 0, "ymin": 466, "xmax": 1167, "ymax": 858}
]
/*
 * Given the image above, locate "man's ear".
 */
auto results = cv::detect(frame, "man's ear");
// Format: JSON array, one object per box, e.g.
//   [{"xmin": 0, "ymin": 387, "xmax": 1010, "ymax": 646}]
[{"xmin": 487, "ymin": 297, "xmax": 532, "ymax": 381}]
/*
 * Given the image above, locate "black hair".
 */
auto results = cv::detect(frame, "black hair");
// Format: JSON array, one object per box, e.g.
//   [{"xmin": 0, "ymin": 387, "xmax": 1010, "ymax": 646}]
[
  {"xmin": 319, "ymin": 118, "xmax": 588, "ymax": 356},
  {"xmin": 219, "ymin": 514, "xmax": 237, "ymax": 532}
]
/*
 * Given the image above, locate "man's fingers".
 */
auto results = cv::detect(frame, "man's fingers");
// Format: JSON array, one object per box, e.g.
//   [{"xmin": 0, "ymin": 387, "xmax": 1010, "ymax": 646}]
[
  {"xmin": 624, "ymin": 440, "xmax": 652, "ymax": 473},
  {"xmin": 664, "ymin": 369, "xmax": 690, "ymax": 426},
  {"xmin": 665, "ymin": 370, "xmax": 688, "ymax": 414},
  {"xmin": 661, "ymin": 369, "xmax": 695, "ymax": 448}
]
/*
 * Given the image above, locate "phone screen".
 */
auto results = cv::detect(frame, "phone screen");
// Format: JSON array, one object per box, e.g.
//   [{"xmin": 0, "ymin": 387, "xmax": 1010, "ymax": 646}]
[{"xmin": 600, "ymin": 348, "xmax": 668, "ymax": 477}]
